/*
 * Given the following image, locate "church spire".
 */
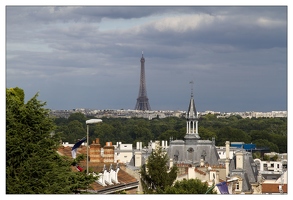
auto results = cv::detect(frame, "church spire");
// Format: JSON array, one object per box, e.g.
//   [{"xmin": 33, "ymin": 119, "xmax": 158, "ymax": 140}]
[
  {"xmin": 187, "ymin": 81, "xmax": 197, "ymax": 119},
  {"xmin": 186, "ymin": 81, "xmax": 200, "ymax": 138}
]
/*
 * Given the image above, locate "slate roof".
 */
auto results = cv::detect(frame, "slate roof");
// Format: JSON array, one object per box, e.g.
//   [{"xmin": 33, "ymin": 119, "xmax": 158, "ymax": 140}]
[
  {"xmin": 229, "ymin": 149, "xmax": 258, "ymax": 192},
  {"xmin": 187, "ymin": 95, "xmax": 197, "ymax": 119},
  {"xmin": 167, "ymin": 138, "xmax": 220, "ymax": 166}
]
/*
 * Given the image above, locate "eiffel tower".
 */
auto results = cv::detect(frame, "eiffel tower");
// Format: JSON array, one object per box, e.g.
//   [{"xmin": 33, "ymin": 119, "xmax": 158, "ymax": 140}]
[{"xmin": 135, "ymin": 52, "xmax": 151, "ymax": 111}]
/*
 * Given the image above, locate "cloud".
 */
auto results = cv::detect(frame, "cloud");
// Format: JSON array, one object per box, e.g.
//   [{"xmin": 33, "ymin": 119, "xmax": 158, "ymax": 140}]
[{"xmin": 6, "ymin": 6, "xmax": 287, "ymax": 112}]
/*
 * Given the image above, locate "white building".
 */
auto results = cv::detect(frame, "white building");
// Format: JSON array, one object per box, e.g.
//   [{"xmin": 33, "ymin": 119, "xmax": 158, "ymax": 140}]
[
  {"xmin": 216, "ymin": 146, "xmax": 238, "ymax": 160},
  {"xmin": 114, "ymin": 142, "xmax": 134, "ymax": 164}
]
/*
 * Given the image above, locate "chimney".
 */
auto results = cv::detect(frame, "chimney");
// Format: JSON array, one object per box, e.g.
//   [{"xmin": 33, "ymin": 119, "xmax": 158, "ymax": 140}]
[
  {"xmin": 235, "ymin": 151, "xmax": 244, "ymax": 169},
  {"xmin": 106, "ymin": 142, "xmax": 112, "ymax": 146},
  {"xmin": 104, "ymin": 142, "xmax": 114, "ymax": 163},
  {"xmin": 200, "ymin": 158, "xmax": 204, "ymax": 167},
  {"xmin": 135, "ymin": 151, "xmax": 142, "ymax": 167},
  {"xmin": 226, "ymin": 141, "xmax": 230, "ymax": 160},
  {"xmin": 90, "ymin": 138, "xmax": 103, "ymax": 163},
  {"xmin": 225, "ymin": 141, "xmax": 230, "ymax": 177},
  {"xmin": 257, "ymin": 173, "xmax": 262, "ymax": 183},
  {"xmin": 140, "ymin": 142, "xmax": 142, "ymax": 150}
]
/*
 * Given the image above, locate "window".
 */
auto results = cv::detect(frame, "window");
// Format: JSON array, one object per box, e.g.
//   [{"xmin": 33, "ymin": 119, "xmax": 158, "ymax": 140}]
[
  {"xmin": 271, "ymin": 163, "xmax": 274, "ymax": 167},
  {"xmin": 264, "ymin": 164, "xmax": 267, "ymax": 167},
  {"xmin": 236, "ymin": 183, "xmax": 240, "ymax": 190}
]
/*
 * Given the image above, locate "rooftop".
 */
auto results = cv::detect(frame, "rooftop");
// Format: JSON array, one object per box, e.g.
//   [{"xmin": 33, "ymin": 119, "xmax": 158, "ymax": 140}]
[{"xmin": 57, "ymin": 145, "xmax": 139, "ymax": 194}]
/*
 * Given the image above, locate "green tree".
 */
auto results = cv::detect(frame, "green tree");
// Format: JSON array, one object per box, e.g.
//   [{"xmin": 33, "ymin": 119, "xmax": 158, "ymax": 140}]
[
  {"xmin": 161, "ymin": 178, "xmax": 216, "ymax": 194},
  {"xmin": 253, "ymin": 151, "xmax": 262, "ymax": 159},
  {"xmin": 269, "ymin": 134, "xmax": 287, "ymax": 153},
  {"xmin": 53, "ymin": 113, "xmax": 287, "ymax": 153},
  {"xmin": 6, "ymin": 87, "xmax": 97, "ymax": 194},
  {"xmin": 66, "ymin": 120, "xmax": 87, "ymax": 143},
  {"xmin": 158, "ymin": 130, "xmax": 179, "ymax": 141},
  {"xmin": 253, "ymin": 139, "xmax": 279, "ymax": 153},
  {"xmin": 140, "ymin": 147, "xmax": 178, "ymax": 194},
  {"xmin": 216, "ymin": 126, "xmax": 251, "ymax": 146},
  {"xmin": 68, "ymin": 112, "xmax": 87, "ymax": 124},
  {"xmin": 92, "ymin": 123, "xmax": 115, "ymax": 146},
  {"xmin": 199, "ymin": 126, "xmax": 216, "ymax": 140}
]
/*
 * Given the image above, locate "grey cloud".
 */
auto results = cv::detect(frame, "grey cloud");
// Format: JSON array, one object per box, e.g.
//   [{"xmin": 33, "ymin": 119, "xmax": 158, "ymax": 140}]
[{"xmin": 6, "ymin": 6, "xmax": 287, "ymax": 112}]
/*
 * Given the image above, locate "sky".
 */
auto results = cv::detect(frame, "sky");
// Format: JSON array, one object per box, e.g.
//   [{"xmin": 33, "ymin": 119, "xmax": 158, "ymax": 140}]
[{"xmin": 4, "ymin": 2, "xmax": 289, "ymax": 113}]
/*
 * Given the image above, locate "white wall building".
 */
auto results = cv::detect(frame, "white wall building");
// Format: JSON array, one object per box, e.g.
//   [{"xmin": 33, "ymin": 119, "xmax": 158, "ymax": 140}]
[
  {"xmin": 114, "ymin": 142, "xmax": 134, "ymax": 163},
  {"xmin": 216, "ymin": 146, "xmax": 238, "ymax": 159}
]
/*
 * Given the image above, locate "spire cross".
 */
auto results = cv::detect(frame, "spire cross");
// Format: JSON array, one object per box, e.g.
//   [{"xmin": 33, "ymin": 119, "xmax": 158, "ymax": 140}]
[{"xmin": 190, "ymin": 81, "xmax": 194, "ymax": 97}]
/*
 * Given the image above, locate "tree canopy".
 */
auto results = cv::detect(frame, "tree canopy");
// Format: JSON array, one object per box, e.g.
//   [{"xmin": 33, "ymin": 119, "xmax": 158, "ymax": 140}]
[
  {"xmin": 161, "ymin": 178, "xmax": 217, "ymax": 194},
  {"xmin": 6, "ymin": 87, "xmax": 96, "ymax": 194},
  {"xmin": 55, "ymin": 113, "xmax": 287, "ymax": 154},
  {"xmin": 139, "ymin": 147, "xmax": 178, "ymax": 194}
]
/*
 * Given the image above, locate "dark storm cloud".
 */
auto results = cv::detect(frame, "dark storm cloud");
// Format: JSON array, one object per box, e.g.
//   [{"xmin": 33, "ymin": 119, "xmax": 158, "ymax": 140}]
[{"xmin": 6, "ymin": 6, "xmax": 287, "ymax": 112}]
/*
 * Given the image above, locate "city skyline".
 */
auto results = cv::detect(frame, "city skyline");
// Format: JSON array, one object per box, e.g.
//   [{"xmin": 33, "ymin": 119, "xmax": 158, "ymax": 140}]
[{"xmin": 5, "ymin": 5, "xmax": 288, "ymax": 112}]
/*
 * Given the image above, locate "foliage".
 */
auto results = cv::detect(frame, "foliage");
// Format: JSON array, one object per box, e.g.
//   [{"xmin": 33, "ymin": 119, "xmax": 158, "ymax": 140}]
[
  {"xmin": 6, "ymin": 87, "xmax": 97, "ymax": 194},
  {"xmin": 140, "ymin": 147, "xmax": 178, "ymax": 194},
  {"xmin": 253, "ymin": 139, "xmax": 279, "ymax": 152},
  {"xmin": 253, "ymin": 151, "xmax": 262, "ymax": 159},
  {"xmin": 68, "ymin": 112, "xmax": 87, "ymax": 124},
  {"xmin": 263, "ymin": 154, "xmax": 279, "ymax": 161},
  {"xmin": 161, "ymin": 178, "xmax": 217, "ymax": 194},
  {"xmin": 263, "ymin": 155, "xmax": 271, "ymax": 161},
  {"xmin": 54, "ymin": 113, "xmax": 287, "ymax": 153}
]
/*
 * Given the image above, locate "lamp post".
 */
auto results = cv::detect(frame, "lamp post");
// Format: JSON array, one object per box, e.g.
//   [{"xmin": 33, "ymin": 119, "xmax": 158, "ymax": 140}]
[{"xmin": 86, "ymin": 119, "xmax": 102, "ymax": 175}]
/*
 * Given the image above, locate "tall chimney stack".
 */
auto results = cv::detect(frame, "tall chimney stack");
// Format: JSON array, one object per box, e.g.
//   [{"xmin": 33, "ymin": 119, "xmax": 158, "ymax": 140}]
[{"xmin": 225, "ymin": 141, "xmax": 230, "ymax": 177}]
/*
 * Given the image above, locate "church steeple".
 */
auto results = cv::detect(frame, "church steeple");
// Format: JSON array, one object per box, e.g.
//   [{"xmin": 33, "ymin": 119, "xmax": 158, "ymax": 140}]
[
  {"xmin": 187, "ymin": 81, "xmax": 197, "ymax": 119},
  {"xmin": 186, "ymin": 81, "xmax": 200, "ymax": 138}
]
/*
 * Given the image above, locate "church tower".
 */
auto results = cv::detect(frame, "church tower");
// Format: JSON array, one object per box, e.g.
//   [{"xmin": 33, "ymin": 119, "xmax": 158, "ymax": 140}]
[{"xmin": 167, "ymin": 81, "xmax": 220, "ymax": 166}]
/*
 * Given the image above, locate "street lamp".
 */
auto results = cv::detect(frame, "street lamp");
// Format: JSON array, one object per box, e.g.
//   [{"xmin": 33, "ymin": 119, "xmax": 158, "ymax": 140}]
[{"xmin": 86, "ymin": 119, "xmax": 102, "ymax": 175}]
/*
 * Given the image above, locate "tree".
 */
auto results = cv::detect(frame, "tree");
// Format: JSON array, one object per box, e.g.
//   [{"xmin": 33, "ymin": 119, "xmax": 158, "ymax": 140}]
[
  {"xmin": 198, "ymin": 126, "xmax": 216, "ymax": 140},
  {"xmin": 216, "ymin": 126, "xmax": 251, "ymax": 146},
  {"xmin": 161, "ymin": 178, "xmax": 217, "ymax": 194},
  {"xmin": 158, "ymin": 130, "xmax": 179, "ymax": 141},
  {"xmin": 253, "ymin": 139, "xmax": 279, "ymax": 153},
  {"xmin": 67, "ymin": 120, "xmax": 86, "ymax": 143},
  {"xmin": 140, "ymin": 147, "xmax": 178, "ymax": 194},
  {"xmin": 6, "ymin": 87, "xmax": 97, "ymax": 194},
  {"xmin": 68, "ymin": 112, "xmax": 87, "ymax": 124}
]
